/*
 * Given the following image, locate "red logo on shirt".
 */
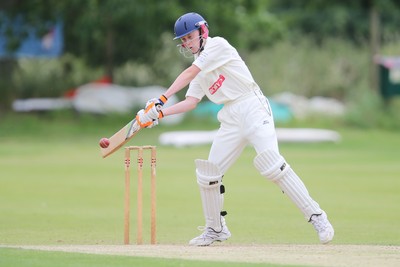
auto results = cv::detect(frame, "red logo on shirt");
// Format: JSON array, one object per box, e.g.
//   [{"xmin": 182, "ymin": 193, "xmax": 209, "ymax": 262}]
[{"xmin": 209, "ymin": 75, "xmax": 225, "ymax": 95}]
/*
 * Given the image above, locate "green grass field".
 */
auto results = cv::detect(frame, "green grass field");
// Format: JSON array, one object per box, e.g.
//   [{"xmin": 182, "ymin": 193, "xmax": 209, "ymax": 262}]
[{"xmin": 0, "ymin": 114, "xmax": 399, "ymax": 266}]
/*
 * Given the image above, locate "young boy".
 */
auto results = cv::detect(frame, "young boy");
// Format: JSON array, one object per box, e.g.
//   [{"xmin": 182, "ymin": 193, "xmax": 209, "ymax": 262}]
[{"xmin": 137, "ymin": 12, "xmax": 334, "ymax": 246}]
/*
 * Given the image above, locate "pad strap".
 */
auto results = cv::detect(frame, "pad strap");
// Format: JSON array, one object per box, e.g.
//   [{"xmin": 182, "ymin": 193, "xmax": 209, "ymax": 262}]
[{"xmin": 195, "ymin": 159, "xmax": 222, "ymax": 188}]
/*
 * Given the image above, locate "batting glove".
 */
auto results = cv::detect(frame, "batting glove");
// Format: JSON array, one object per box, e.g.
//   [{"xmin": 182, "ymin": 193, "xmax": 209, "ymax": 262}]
[
  {"xmin": 144, "ymin": 100, "xmax": 165, "ymax": 120},
  {"xmin": 146, "ymin": 118, "xmax": 159, "ymax": 128},
  {"xmin": 158, "ymin": 94, "xmax": 168, "ymax": 106},
  {"xmin": 136, "ymin": 104, "xmax": 164, "ymax": 128},
  {"xmin": 136, "ymin": 110, "xmax": 159, "ymax": 129},
  {"xmin": 136, "ymin": 109, "xmax": 153, "ymax": 128},
  {"xmin": 145, "ymin": 95, "xmax": 168, "ymax": 109}
]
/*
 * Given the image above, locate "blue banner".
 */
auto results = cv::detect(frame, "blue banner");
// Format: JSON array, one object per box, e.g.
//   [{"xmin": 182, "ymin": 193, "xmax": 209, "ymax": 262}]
[{"xmin": 0, "ymin": 15, "xmax": 63, "ymax": 58}]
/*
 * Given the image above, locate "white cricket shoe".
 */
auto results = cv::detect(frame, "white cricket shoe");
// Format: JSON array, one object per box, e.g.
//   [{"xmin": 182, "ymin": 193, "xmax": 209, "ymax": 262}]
[
  {"xmin": 189, "ymin": 226, "xmax": 231, "ymax": 246},
  {"xmin": 310, "ymin": 211, "xmax": 334, "ymax": 244}
]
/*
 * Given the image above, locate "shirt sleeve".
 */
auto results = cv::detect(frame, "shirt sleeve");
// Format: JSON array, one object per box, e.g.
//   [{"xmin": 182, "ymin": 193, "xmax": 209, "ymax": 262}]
[
  {"xmin": 193, "ymin": 37, "xmax": 232, "ymax": 73},
  {"xmin": 185, "ymin": 77, "xmax": 205, "ymax": 100}
]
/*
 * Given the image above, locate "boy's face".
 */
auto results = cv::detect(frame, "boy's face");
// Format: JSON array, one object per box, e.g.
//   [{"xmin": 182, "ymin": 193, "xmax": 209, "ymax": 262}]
[{"xmin": 180, "ymin": 30, "xmax": 201, "ymax": 54}]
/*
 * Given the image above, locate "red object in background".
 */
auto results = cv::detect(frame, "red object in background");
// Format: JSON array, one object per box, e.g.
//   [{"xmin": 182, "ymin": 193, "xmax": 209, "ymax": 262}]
[
  {"xmin": 64, "ymin": 75, "xmax": 112, "ymax": 99},
  {"xmin": 94, "ymin": 76, "xmax": 113, "ymax": 84}
]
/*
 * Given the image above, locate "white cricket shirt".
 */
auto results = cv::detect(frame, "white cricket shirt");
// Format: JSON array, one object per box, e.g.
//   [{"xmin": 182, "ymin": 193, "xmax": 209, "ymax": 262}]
[{"xmin": 186, "ymin": 37, "xmax": 261, "ymax": 104}]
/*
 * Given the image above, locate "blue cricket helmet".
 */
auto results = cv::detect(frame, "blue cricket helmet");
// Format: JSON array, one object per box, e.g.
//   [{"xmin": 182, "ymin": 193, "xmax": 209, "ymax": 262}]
[{"xmin": 173, "ymin": 12, "xmax": 208, "ymax": 40}]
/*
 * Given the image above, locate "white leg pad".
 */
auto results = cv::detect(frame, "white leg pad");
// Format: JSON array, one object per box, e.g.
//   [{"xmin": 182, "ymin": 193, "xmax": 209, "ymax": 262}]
[
  {"xmin": 195, "ymin": 159, "xmax": 225, "ymax": 232},
  {"xmin": 254, "ymin": 150, "xmax": 322, "ymax": 220}
]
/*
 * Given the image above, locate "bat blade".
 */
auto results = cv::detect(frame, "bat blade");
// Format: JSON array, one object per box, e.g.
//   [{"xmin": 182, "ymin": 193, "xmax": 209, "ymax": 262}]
[{"xmin": 100, "ymin": 118, "xmax": 141, "ymax": 158}]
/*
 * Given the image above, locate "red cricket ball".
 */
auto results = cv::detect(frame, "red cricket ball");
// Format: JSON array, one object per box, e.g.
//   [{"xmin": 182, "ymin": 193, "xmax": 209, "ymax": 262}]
[{"xmin": 99, "ymin": 137, "xmax": 110, "ymax": 148}]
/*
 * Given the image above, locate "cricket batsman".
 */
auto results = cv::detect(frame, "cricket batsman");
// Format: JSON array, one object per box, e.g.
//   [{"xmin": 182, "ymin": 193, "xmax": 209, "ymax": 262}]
[{"xmin": 136, "ymin": 12, "xmax": 334, "ymax": 246}]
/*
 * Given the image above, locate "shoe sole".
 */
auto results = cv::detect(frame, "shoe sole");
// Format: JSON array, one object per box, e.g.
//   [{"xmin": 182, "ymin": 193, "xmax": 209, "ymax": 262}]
[{"xmin": 189, "ymin": 234, "xmax": 231, "ymax": 246}]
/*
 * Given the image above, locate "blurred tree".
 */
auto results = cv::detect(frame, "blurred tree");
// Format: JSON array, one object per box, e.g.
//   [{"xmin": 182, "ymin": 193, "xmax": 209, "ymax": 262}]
[
  {"xmin": 268, "ymin": 0, "xmax": 400, "ymax": 92},
  {"xmin": 0, "ymin": 0, "xmax": 283, "ymax": 82},
  {"xmin": 2, "ymin": 0, "xmax": 400, "ymax": 71},
  {"xmin": 1, "ymin": 0, "xmax": 400, "ymax": 110},
  {"xmin": 59, "ymin": 0, "xmax": 183, "ymax": 79},
  {"xmin": 0, "ymin": 0, "xmax": 62, "ymax": 110},
  {"xmin": 268, "ymin": 0, "xmax": 400, "ymax": 44}
]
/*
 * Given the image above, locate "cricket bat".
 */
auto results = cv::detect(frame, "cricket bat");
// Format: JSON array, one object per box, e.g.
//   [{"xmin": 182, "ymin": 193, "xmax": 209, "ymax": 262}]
[{"xmin": 100, "ymin": 118, "xmax": 141, "ymax": 158}]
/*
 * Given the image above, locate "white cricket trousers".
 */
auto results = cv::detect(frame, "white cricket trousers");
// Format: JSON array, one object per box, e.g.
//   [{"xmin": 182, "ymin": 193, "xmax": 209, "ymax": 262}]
[
  {"xmin": 208, "ymin": 89, "xmax": 278, "ymax": 173},
  {"xmin": 207, "ymin": 89, "xmax": 324, "ymax": 221}
]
